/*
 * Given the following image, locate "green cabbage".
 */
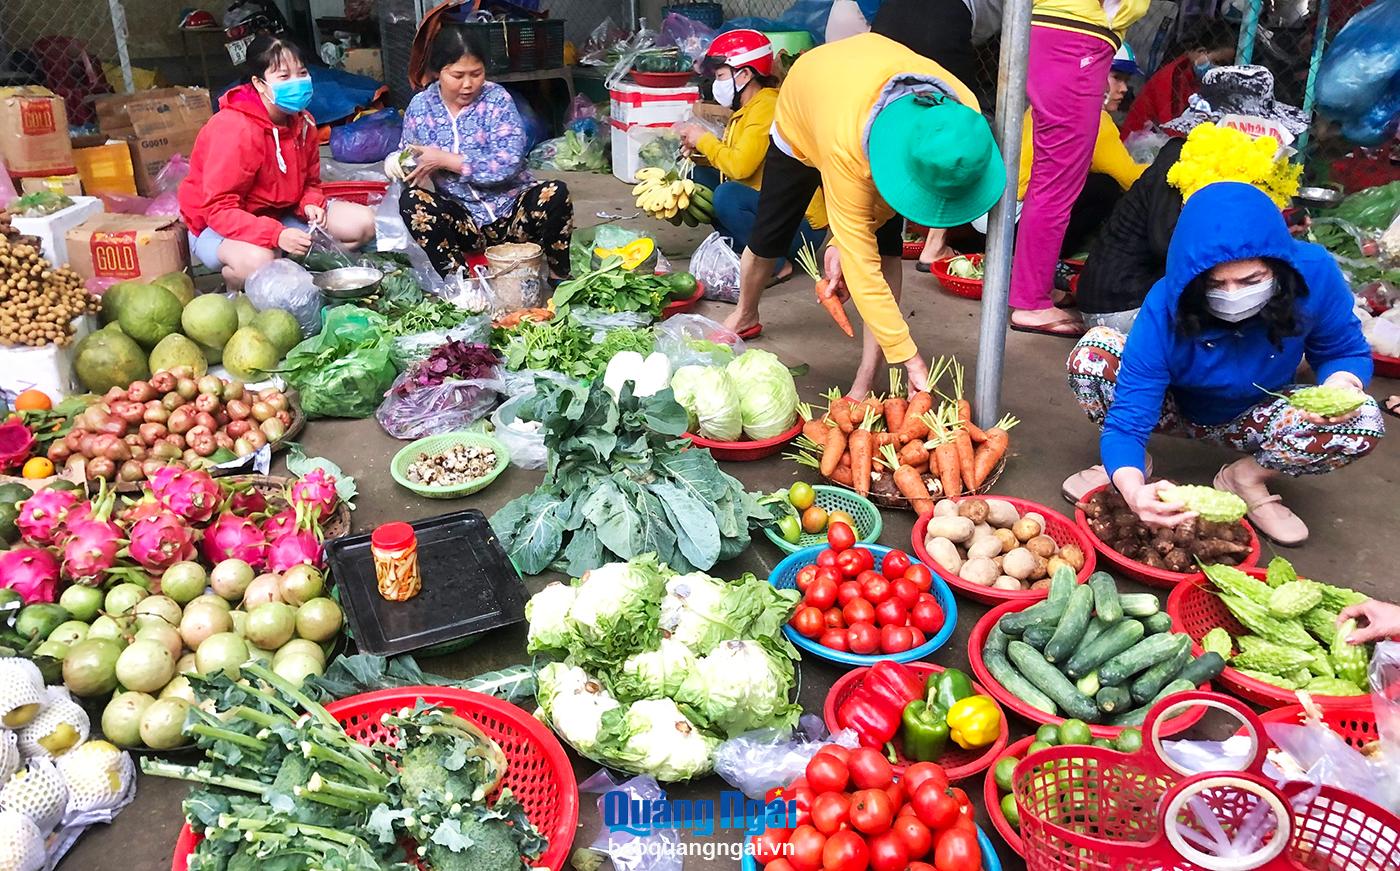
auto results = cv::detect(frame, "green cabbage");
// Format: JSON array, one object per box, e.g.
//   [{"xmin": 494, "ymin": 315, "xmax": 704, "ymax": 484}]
[
  {"xmin": 594, "ymin": 698, "xmax": 718, "ymax": 781},
  {"xmin": 611, "ymin": 637, "xmax": 696, "ymax": 699},
  {"xmin": 675, "ymin": 639, "xmax": 801, "ymax": 738},
  {"xmin": 669, "ymin": 365, "xmax": 742, "ymax": 441},
  {"xmin": 725, "ymin": 349, "xmax": 798, "ymax": 439},
  {"xmin": 659, "ymin": 572, "xmax": 800, "ymax": 656},
  {"xmin": 524, "ymin": 582, "xmax": 577, "ymax": 654}
]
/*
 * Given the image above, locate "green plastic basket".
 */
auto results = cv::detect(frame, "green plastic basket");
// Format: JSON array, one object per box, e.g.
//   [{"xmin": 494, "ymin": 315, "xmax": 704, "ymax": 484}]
[
  {"xmin": 763, "ymin": 484, "xmax": 883, "ymax": 554},
  {"xmin": 390, "ymin": 432, "xmax": 510, "ymax": 499}
]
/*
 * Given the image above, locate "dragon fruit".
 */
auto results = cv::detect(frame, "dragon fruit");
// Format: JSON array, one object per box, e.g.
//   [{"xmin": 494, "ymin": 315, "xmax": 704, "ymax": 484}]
[
  {"xmin": 201, "ymin": 513, "xmax": 267, "ymax": 569},
  {"xmin": 16, "ymin": 489, "xmax": 81, "ymax": 546},
  {"xmin": 289, "ymin": 470, "xmax": 338, "ymax": 521},
  {"xmin": 0, "ymin": 549, "xmax": 61, "ymax": 604},
  {"xmin": 118, "ymin": 496, "xmax": 165, "ymax": 527},
  {"xmin": 60, "ymin": 485, "xmax": 124, "ymax": 586},
  {"xmin": 127, "ymin": 512, "xmax": 196, "ymax": 574},
  {"xmin": 262, "ymin": 509, "xmax": 298, "ymax": 542},
  {"xmin": 226, "ymin": 487, "xmax": 267, "ymax": 516},
  {"xmin": 149, "ymin": 468, "xmax": 220, "ymax": 525},
  {"xmin": 266, "ymin": 530, "xmax": 324, "ymax": 572}
]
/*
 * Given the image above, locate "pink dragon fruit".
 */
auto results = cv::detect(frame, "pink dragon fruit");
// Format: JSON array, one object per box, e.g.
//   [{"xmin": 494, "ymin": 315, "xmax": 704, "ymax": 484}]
[
  {"xmin": 119, "ymin": 495, "xmax": 166, "ymax": 527},
  {"xmin": 149, "ymin": 468, "xmax": 221, "ymax": 525},
  {"xmin": 262, "ymin": 509, "xmax": 298, "ymax": 541},
  {"xmin": 201, "ymin": 513, "xmax": 267, "ymax": 569},
  {"xmin": 289, "ymin": 470, "xmax": 338, "ymax": 521},
  {"xmin": 227, "ymin": 487, "xmax": 268, "ymax": 516},
  {"xmin": 266, "ymin": 529, "xmax": 324, "ymax": 571},
  {"xmin": 127, "ymin": 511, "xmax": 196, "ymax": 574},
  {"xmin": 16, "ymin": 488, "xmax": 81, "ymax": 546},
  {"xmin": 60, "ymin": 483, "xmax": 124, "ymax": 585},
  {"xmin": 0, "ymin": 547, "xmax": 61, "ymax": 603}
]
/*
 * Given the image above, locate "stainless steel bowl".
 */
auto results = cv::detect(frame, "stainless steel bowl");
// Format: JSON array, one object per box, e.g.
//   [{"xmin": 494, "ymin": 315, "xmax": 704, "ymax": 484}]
[
  {"xmin": 313, "ymin": 266, "xmax": 383, "ymax": 300},
  {"xmin": 1295, "ymin": 185, "xmax": 1344, "ymax": 208}
]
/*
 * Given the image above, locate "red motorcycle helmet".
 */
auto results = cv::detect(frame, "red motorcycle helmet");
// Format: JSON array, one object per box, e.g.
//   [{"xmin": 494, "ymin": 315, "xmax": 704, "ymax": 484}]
[{"xmin": 704, "ymin": 29, "xmax": 775, "ymax": 78}]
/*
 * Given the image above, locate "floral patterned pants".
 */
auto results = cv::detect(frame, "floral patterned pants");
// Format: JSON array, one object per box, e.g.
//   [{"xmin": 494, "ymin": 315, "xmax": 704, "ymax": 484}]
[
  {"xmin": 1066, "ymin": 327, "xmax": 1385, "ymax": 476},
  {"xmin": 400, "ymin": 181, "xmax": 573, "ymax": 277}
]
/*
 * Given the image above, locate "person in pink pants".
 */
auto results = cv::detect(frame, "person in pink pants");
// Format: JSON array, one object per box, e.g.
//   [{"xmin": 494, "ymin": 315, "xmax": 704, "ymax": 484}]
[{"xmin": 1008, "ymin": 25, "xmax": 1114, "ymax": 336}]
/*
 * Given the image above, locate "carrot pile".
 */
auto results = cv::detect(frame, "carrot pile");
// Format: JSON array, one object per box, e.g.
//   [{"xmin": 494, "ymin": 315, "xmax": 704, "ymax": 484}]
[
  {"xmin": 796, "ymin": 242, "xmax": 854, "ymax": 338},
  {"xmin": 785, "ymin": 359, "xmax": 1018, "ymax": 516}
]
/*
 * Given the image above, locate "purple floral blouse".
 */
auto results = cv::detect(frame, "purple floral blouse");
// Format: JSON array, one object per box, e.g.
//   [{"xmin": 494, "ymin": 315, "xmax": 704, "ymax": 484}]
[{"xmin": 400, "ymin": 81, "xmax": 533, "ymax": 226}]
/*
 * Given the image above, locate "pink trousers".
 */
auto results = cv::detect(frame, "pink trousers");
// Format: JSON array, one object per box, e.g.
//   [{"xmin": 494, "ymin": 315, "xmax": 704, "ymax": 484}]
[{"xmin": 1009, "ymin": 26, "xmax": 1113, "ymax": 311}]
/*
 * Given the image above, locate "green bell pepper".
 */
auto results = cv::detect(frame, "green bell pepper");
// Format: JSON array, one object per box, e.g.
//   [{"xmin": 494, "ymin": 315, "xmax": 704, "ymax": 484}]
[
  {"xmin": 930, "ymin": 668, "xmax": 975, "ymax": 710},
  {"xmin": 900, "ymin": 700, "xmax": 949, "ymax": 761}
]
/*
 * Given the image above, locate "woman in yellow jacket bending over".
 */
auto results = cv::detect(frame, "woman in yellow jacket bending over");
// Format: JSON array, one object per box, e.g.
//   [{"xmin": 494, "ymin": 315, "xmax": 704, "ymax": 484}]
[{"xmin": 677, "ymin": 30, "xmax": 826, "ymax": 290}]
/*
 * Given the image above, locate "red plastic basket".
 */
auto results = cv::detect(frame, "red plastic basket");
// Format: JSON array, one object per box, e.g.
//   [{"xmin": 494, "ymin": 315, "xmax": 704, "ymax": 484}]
[
  {"xmin": 1373, "ymin": 351, "xmax": 1400, "ymax": 379},
  {"xmin": 983, "ymin": 736, "xmax": 1031, "ymax": 856},
  {"xmin": 630, "ymin": 70, "xmax": 694, "ymax": 87},
  {"xmin": 169, "ymin": 687, "xmax": 579, "ymax": 871},
  {"xmin": 931, "ymin": 254, "xmax": 984, "ymax": 300},
  {"xmin": 967, "ymin": 599, "xmax": 1209, "ymax": 739},
  {"xmin": 685, "ymin": 417, "xmax": 802, "ymax": 461},
  {"xmin": 1257, "ymin": 699, "xmax": 1378, "ymax": 748},
  {"xmin": 1167, "ymin": 567, "xmax": 1370, "ymax": 710},
  {"xmin": 1074, "ymin": 485, "xmax": 1261, "ymax": 589},
  {"xmin": 822, "ymin": 662, "xmax": 1009, "ymax": 781},
  {"xmin": 902, "ymin": 221, "xmax": 927, "ymax": 260},
  {"xmin": 322, "ymin": 180, "xmax": 390, "ymax": 205},
  {"xmin": 911, "ymin": 497, "xmax": 1097, "ymax": 605},
  {"xmin": 661, "ymin": 281, "xmax": 704, "ymax": 318},
  {"xmin": 1014, "ymin": 691, "xmax": 1400, "ymax": 871}
]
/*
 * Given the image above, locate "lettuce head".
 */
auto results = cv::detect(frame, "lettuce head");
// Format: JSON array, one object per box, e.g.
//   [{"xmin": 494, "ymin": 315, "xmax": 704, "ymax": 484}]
[
  {"xmin": 566, "ymin": 557, "xmax": 667, "ymax": 662},
  {"xmin": 725, "ymin": 349, "xmax": 798, "ymax": 439},
  {"xmin": 675, "ymin": 639, "xmax": 800, "ymax": 738},
  {"xmin": 660, "ymin": 572, "xmax": 800, "ymax": 656},
  {"xmin": 595, "ymin": 698, "xmax": 718, "ymax": 781},
  {"xmin": 669, "ymin": 364, "xmax": 742, "ymax": 441},
  {"xmin": 536, "ymin": 661, "xmax": 619, "ymax": 754},
  {"xmin": 611, "ymin": 637, "xmax": 696, "ymax": 700},
  {"xmin": 524, "ymin": 581, "xmax": 577, "ymax": 654}
]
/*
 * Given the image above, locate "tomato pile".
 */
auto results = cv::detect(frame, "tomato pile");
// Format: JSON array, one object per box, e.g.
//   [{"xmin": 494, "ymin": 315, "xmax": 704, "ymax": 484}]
[
  {"xmin": 788, "ymin": 523, "xmax": 944, "ymax": 655},
  {"xmin": 752, "ymin": 746, "xmax": 983, "ymax": 871}
]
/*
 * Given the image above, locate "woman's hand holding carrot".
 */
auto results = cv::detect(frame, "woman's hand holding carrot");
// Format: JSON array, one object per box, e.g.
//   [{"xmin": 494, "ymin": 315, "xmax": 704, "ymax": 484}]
[{"xmin": 797, "ymin": 243, "xmax": 854, "ymax": 337}]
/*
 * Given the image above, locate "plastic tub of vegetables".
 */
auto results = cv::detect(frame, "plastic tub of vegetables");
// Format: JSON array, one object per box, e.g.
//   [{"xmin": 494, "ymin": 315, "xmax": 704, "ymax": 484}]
[
  {"xmin": 932, "ymin": 254, "xmax": 984, "ymax": 300},
  {"xmin": 672, "ymin": 347, "xmax": 803, "ymax": 461}
]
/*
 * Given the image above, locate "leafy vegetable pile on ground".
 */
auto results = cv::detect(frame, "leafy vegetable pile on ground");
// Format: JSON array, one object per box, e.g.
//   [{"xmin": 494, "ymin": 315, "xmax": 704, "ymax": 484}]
[
  {"xmin": 491, "ymin": 379, "xmax": 783, "ymax": 574},
  {"xmin": 527, "ymin": 556, "xmax": 799, "ymax": 780},
  {"xmin": 1198, "ymin": 558, "xmax": 1371, "ymax": 696},
  {"xmin": 141, "ymin": 663, "xmax": 547, "ymax": 871},
  {"xmin": 490, "ymin": 313, "xmax": 654, "ymax": 382},
  {"xmin": 550, "ymin": 258, "xmax": 693, "ymax": 319}
]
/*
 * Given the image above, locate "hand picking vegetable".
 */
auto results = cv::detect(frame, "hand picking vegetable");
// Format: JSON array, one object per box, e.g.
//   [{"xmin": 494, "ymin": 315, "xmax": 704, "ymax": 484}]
[
  {"xmin": 1156, "ymin": 485, "xmax": 1247, "ymax": 523},
  {"xmin": 1078, "ymin": 487, "xmax": 1253, "ymax": 573},
  {"xmin": 797, "ymin": 242, "xmax": 854, "ymax": 338}
]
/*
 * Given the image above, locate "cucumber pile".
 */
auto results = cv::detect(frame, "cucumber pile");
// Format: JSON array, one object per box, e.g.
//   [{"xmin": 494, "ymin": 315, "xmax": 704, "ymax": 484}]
[{"xmin": 982, "ymin": 568, "xmax": 1226, "ymax": 726}]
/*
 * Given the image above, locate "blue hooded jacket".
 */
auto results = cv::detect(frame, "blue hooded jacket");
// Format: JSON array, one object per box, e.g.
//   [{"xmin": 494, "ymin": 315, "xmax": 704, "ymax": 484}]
[{"xmin": 1101, "ymin": 182, "xmax": 1372, "ymax": 476}]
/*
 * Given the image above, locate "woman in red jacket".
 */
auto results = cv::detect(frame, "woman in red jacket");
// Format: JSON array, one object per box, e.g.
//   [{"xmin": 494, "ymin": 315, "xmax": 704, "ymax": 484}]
[{"xmin": 178, "ymin": 36, "xmax": 375, "ymax": 288}]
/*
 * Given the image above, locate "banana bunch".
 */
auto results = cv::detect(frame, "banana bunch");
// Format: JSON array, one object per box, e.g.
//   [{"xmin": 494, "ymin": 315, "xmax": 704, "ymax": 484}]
[{"xmin": 633, "ymin": 168, "xmax": 715, "ymax": 227}]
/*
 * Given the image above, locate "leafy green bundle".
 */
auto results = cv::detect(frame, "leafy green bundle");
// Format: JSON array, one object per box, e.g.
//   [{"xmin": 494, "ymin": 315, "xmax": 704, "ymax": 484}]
[
  {"xmin": 491, "ymin": 315, "xmax": 653, "ymax": 381},
  {"xmin": 491, "ymin": 379, "xmax": 784, "ymax": 574},
  {"xmin": 551, "ymin": 258, "xmax": 692, "ymax": 318}
]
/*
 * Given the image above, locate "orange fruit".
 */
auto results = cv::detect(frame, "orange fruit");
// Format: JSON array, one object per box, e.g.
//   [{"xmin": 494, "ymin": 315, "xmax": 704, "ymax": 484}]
[
  {"xmin": 22, "ymin": 457, "xmax": 54, "ymax": 479},
  {"xmin": 14, "ymin": 390, "xmax": 52, "ymax": 412}
]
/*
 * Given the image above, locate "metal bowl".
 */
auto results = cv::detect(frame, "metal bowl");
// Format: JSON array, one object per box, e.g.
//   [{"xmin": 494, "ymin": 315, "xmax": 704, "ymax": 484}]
[
  {"xmin": 1295, "ymin": 185, "xmax": 1344, "ymax": 208},
  {"xmin": 313, "ymin": 266, "xmax": 383, "ymax": 300}
]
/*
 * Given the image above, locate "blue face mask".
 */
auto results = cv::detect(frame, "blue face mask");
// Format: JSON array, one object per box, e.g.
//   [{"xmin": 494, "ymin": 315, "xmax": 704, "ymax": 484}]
[
  {"xmin": 1194, "ymin": 60, "xmax": 1215, "ymax": 80},
  {"xmin": 266, "ymin": 76, "xmax": 313, "ymax": 113}
]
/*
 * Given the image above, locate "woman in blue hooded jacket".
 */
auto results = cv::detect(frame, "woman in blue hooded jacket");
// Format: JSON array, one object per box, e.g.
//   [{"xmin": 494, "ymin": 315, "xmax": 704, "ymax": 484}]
[{"xmin": 1063, "ymin": 182, "xmax": 1383, "ymax": 545}]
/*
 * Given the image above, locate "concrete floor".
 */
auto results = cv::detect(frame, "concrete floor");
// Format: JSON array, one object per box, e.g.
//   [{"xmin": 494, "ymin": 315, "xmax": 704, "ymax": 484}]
[{"xmin": 59, "ymin": 170, "xmax": 1400, "ymax": 871}]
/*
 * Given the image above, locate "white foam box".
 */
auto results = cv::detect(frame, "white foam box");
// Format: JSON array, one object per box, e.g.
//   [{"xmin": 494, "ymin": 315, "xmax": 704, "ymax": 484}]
[
  {"xmin": 609, "ymin": 82, "xmax": 700, "ymax": 127},
  {"xmin": 11, "ymin": 195, "xmax": 104, "ymax": 267},
  {"xmin": 611, "ymin": 122, "xmax": 672, "ymax": 184},
  {"xmin": 0, "ymin": 314, "xmax": 96, "ymax": 403}
]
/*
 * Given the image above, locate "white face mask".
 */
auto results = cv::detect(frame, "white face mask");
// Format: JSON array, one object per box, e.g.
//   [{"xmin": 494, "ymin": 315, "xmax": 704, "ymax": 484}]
[
  {"xmin": 1205, "ymin": 277, "xmax": 1275, "ymax": 322},
  {"xmin": 712, "ymin": 71, "xmax": 743, "ymax": 110}
]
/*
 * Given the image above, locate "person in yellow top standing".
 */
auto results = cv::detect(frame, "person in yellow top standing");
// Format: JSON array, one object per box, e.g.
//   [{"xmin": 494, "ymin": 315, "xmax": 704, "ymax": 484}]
[
  {"xmin": 676, "ymin": 30, "xmax": 827, "ymax": 288},
  {"xmin": 1007, "ymin": 0, "xmax": 1150, "ymax": 336},
  {"xmin": 721, "ymin": 32, "xmax": 1005, "ymax": 397}
]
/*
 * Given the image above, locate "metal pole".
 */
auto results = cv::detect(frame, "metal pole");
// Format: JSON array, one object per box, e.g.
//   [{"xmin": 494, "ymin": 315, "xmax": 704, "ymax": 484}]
[
  {"xmin": 1237, "ymin": 0, "xmax": 1263, "ymax": 65},
  {"xmin": 972, "ymin": 0, "xmax": 1032, "ymax": 430},
  {"xmin": 107, "ymin": 0, "xmax": 134, "ymax": 92},
  {"xmin": 1295, "ymin": 0, "xmax": 1330, "ymax": 158}
]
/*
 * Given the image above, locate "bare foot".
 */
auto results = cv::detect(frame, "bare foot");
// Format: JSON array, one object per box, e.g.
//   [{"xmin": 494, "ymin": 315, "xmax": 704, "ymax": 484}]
[
  {"xmin": 723, "ymin": 309, "xmax": 760, "ymax": 334},
  {"xmin": 1386, "ymin": 395, "xmax": 1399, "ymax": 416}
]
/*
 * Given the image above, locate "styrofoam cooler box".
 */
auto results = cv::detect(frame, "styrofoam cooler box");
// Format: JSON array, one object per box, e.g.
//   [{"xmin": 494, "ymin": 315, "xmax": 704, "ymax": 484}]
[
  {"xmin": 609, "ymin": 82, "xmax": 701, "ymax": 127},
  {"xmin": 611, "ymin": 121, "xmax": 674, "ymax": 184},
  {"xmin": 0, "ymin": 314, "xmax": 96, "ymax": 404},
  {"xmin": 11, "ymin": 195, "xmax": 103, "ymax": 268}
]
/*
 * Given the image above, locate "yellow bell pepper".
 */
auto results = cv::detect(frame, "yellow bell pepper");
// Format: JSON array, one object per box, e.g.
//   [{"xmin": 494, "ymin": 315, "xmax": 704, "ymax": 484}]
[{"xmin": 945, "ymin": 695, "xmax": 1001, "ymax": 749}]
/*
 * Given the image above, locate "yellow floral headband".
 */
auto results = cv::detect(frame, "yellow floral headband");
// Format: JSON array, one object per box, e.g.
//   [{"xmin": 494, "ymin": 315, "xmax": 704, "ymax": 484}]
[{"xmin": 1165, "ymin": 122, "xmax": 1302, "ymax": 209}]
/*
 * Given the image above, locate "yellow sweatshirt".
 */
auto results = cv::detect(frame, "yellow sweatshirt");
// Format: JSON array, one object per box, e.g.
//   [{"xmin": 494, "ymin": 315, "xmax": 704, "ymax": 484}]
[
  {"xmin": 1017, "ymin": 110, "xmax": 1144, "ymax": 199},
  {"xmin": 695, "ymin": 88, "xmax": 827, "ymax": 230},
  {"xmin": 774, "ymin": 33, "xmax": 978, "ymax": 364},
  {"xmin": 1031, "ymin": 0, "xmax": 1150, "ymax": 47}
]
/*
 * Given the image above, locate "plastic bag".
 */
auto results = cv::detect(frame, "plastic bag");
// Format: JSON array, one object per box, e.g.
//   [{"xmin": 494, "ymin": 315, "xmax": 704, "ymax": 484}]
[
  {"xmin": 144, "ymin": 153, "xmax": 189, "ymax": 217},
  {"xmin": 390, "ymin": 315, "xmax": 490, "ymax": 370},
  {"xmin": 654, "ymin": 313, "xmax": 745, "ymax": 368},
  {"xmin": 571, "ymin": 305, "xmax": 654, "ymax": 337},
  {"xmin": 1317, "ymin": 0, "xmax": 1400, "ymax": 145},
  {"xmin": 580, "ymin": 17, "xmax": 629, "ymax": 66},
  {"xmin": 579, "ymin": 770, "xmax": 681, "ymax": 871},
  {"xmin": 714, "ymin": 715, "xmax": 858, "ymax": 799},
  {"xmin": 375, "ymin": 181, "xmax": 410, "ymax": 251},
  {"xmin": 605, "ymin": 23, "xmax": 660, "ymax": 88},
  {"xmin": 490, "ymin": 391, "xmax": 547, "ymax": 469},
  {"xmin": 440, "ymin": 265, "xmax": 497, "ymax": 314},
  {"xmin": 675, "ymin": 110, "xmax": 724, "ymax": 141},
  {"xmin": 570, "ymin": 224, "xmax": 652, "ymax": 276},
  {"xmin": 690, "ymin": 231, "xmax": 742, "ymax": 302},
  {"xmin": 245, "ymin": 259, "xmax": 324, "ymax": 337},
  {"xmin": 0, "ymin": 161, "xmax": 16, "ymax": 208},
  {"xmin": 374, "ymin": 371, "xmax": 502, "ymax": 439},
  {"xmin": 566, "ymin": 93, "xmax": 600, "ymax": 137},
  {"xmin": 279, "ymin": 305, "xmax": 398, "ymax": 419},
  {"xmin": 1125, "ymin": 128, "xmax": 1171, "ymax": 165},
  {"xmin": 330, "ymin": 109, "xmax": 404, "ymax": 164},
  {"xmin": 658, "ymin": 12, "xmax": 716, "ymax": 70},
  {"xmin": 527, "ymin": 130, "xmax": 608, "ymax": 173}
]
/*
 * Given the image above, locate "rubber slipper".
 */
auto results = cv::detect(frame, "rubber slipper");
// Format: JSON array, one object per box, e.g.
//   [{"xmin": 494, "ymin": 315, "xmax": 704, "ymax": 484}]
[
  {"xmin": 1384, "ymin": 396, "xmax": 1400, "ymax": 419},
  {"xmin": 1061, "ymin": 466, "xmax": 1110, "ymax": 504},
  {"xmin": 766, "ymin": 270, "xmax": 795, "ymax": 289},
  {"xmin": 1053, "ymin": 290, "xmax": 1078, "ymax": 309},
  {"xmin": 1009, "ymin": 317, "xmax": 1085, "ymax": 338},
  {"xmin": 737, "ymin": 323, "xmax": 763, "ymax": 340},
  {"xmin": 915, "ymin": 261, "xmax": 932, "ymax": 273}
]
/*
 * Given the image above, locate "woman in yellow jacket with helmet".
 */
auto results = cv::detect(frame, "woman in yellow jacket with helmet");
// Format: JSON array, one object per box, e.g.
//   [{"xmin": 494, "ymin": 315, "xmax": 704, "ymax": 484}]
[{"xmin": 676, "ymin": 30, "xmax": 826, "ymax": 290}]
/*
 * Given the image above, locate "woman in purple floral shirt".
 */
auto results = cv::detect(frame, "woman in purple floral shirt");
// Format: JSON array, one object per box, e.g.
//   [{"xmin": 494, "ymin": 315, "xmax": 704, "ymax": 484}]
[{"xmin": 390, "ymin": 25, "xmax": 573, "ymax": 277}]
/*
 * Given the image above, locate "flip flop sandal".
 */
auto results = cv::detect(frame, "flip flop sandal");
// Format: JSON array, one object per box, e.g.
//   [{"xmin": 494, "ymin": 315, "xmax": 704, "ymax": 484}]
[
  {"xmin": 1385, "ymin": 397, "xmax": 1400, "ymax": 419},
  {"xmin": 1010, "ymin": 317, "xmax": 1085, "ymax": 338},
  {"xmin": 915, "ymin": 261, "xmax": 932, "ymax": 273},
  {"xmin": 1213, "ymin": 467, "xmax": 1308, "ymax": 547},
  {"xmin": 766, "ymin": 270, "xmax": 795, "ymax": 289},
  {"xmin": 737, "ymin": 323, "xmax": 763, "ymax": 340}
]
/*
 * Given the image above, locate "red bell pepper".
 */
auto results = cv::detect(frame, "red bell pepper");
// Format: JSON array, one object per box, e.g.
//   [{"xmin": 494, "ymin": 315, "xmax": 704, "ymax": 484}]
[{"xmin": 839, "ymin": 660, "xmax": 926, "ymax": 747}]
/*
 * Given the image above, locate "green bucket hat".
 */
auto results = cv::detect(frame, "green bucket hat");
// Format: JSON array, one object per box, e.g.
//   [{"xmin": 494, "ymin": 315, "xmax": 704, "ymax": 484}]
[{"xmin": 868, "ymin": 92, "xmax": 1006, "ymax": 229}]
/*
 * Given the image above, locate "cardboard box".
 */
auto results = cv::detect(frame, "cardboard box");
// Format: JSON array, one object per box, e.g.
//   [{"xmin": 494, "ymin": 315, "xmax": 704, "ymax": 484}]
[
  {"xmin": 692, "ymin": 101, "xmax": 733, "ymax": 127},
  {"xmin": 93, "ymin": 87, "xmax": 212, "ymax": 195},
  {"xmin": 343, "ymin": 48, "xmax": 383, "ymax": 80},
  {"xmin": 12, "ymin": 196, "xmax": 105, "ymax": 268},
  {"xmin": 0, "ymin": 87, "xmax": 76, "ymax": 178},
  {"xmin": 65, "ymin": 213, "xmax": 188, "ymax": 284},
  {"xmin": 20, "ymin": 175, "xmax": 84, "ymax": 197},
  {"xmin": 73, "ymin": 140, "xmax": 138, "ymax": 196}
]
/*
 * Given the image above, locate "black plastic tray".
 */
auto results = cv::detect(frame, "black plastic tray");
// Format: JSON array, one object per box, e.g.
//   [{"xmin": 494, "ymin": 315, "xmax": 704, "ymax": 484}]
[{"xmin": 325, "ymin": 509, "xmax": 527, "ymax": 656}]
